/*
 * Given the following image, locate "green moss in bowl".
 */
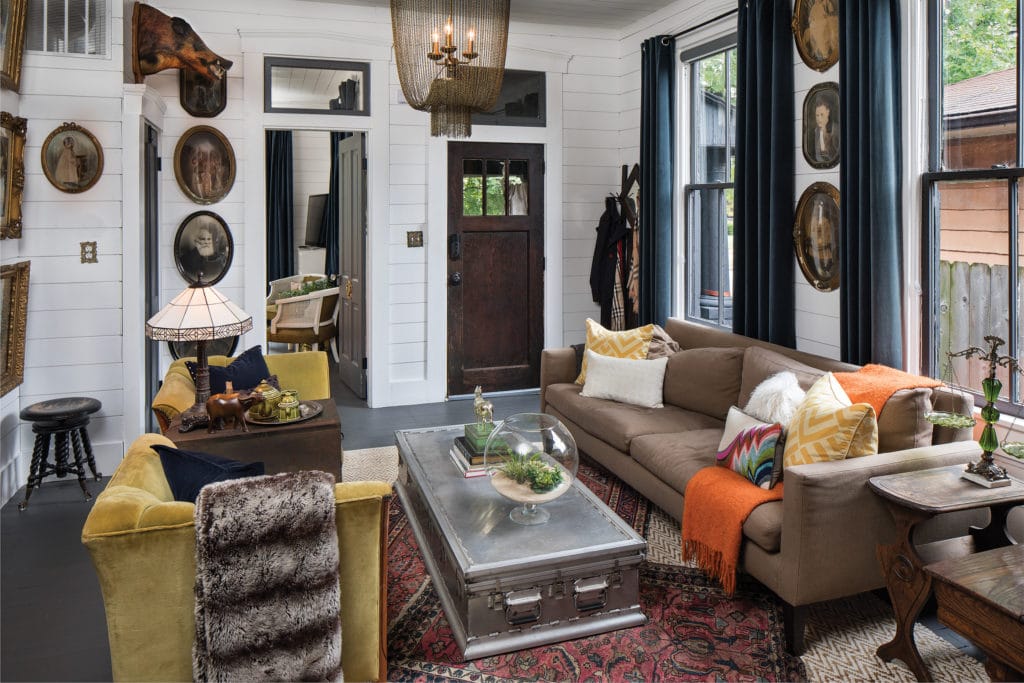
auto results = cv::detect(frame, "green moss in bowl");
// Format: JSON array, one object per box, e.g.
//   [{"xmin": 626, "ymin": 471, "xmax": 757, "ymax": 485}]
[{"xmin": 924, "ymin": 411, "xmax": 976, "ymax": 430}]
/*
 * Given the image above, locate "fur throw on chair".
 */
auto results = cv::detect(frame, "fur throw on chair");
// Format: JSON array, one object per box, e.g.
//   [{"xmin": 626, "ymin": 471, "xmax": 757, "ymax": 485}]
[{"xmin": 193, "ymin": 471, "xmax": 343, "ymax": 682}]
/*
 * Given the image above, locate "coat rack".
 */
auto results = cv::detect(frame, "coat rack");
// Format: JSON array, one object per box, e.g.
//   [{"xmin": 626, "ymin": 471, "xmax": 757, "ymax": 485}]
[{"xmin": 618, "ymin": 164, "xmax": 640, "ymax": 228}]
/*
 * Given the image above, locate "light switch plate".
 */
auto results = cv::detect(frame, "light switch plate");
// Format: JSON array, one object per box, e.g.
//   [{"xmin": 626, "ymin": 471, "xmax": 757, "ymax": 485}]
[{"xmin": 407, "ymin": 230, "xmax": 424, "ymax": 248}]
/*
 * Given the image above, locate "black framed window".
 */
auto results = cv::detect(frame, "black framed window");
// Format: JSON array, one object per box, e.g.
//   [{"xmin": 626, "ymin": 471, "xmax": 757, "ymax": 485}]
[
  {"xmin": 681, "ymin": 37, "xmax": 736, "ymax": 330},
  {"xmin": 264, "ymin": 57, "xmax": 370, "ymax": 115},
  {"xmin": 923, "ymin": 0, "xmax": 1022, "ymax": 409}
]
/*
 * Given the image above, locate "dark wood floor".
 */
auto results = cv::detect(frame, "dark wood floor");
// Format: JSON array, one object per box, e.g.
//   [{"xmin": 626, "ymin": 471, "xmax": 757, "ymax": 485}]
[
  {"xmin": 0, "ymin": 366, "xmax": 538, "ymax": 682},
  {"xmin": 0, "ymin": 365, "xmax": 979, "ymax": 681}
]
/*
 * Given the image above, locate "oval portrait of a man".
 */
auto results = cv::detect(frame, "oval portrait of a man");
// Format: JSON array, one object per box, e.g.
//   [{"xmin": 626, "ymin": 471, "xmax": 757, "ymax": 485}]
[
  {"xmin": 173, "ymin": 211, "xmax": 233, "ymax": 286},
  {"xmin": 793, "ymin": 0, "xmax": 839, "ymax": 72}
]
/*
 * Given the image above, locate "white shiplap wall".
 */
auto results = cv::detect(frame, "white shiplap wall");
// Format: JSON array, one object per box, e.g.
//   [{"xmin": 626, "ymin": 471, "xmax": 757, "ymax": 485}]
[{"xmin": 291, "ymin": 129, "xmax": 331, "ymax": 271}]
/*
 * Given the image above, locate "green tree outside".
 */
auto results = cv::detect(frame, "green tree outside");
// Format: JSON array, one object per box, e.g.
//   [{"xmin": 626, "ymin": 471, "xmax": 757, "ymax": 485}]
[{"xmin": 943, "ymin": 0, "xmax": 1016, "ymax": 84}]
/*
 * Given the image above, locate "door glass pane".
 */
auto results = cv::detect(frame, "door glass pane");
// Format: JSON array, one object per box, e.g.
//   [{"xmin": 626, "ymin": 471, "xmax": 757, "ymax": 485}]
[
  {"xmin": 463, "ymin": 159, "xmax": 483, "ymax": 216},
  {"xmin": 508, "ymin": 159, "xmax": 528, "ymax": 215},
  {"xmin": 936, "ymin": 179, "xmax": 1010, "ymax": 398},
  {"xmin": 941, "ymin": 1, "xmax": 1018, "ymax": 170},
  {"xmin": 485, "ymin": 159, "xmax": 506, "ymax": 216}
]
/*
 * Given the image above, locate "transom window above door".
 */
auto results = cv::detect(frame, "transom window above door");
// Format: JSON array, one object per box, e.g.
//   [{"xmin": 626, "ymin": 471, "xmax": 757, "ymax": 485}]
[{"xmin": 462, "ymin": 158, "xmax": 529, "ymax": 216}]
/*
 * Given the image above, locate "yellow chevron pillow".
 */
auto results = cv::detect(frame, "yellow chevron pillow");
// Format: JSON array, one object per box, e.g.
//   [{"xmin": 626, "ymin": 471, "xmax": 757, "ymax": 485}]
[
  {"xmin": 783, "ymin": 373, "xmax": 878, "ymax": 467},
  {"xmin": 576, "ymin": 319, "xmax": 655, "ymax": 384}
]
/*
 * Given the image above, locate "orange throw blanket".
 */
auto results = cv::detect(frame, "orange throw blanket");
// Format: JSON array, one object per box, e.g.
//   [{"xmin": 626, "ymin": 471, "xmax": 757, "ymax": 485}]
[
  {"xmin": 833, "ymin": 364, "xmax": 942, "ymax": 417},
  {"xmin": 681, "ymin": 467, "xmax": 784, "ymax": 595}
]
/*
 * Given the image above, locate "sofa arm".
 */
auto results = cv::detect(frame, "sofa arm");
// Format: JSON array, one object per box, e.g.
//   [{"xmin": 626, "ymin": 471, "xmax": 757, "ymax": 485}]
[
  {"xmin": 540, "ymin": 348, "xmax": 578, "ymax": 412},
  {"xmin": 774, "ymin": 440, "xmax": 982, "ymax": 606},
  {"xmin": 151, "ymin": 373, "xmax": 197, "ymax": 433},
  {"xmin": 334, "ymin": 481, "xmax": 392, "ymax": 682}
]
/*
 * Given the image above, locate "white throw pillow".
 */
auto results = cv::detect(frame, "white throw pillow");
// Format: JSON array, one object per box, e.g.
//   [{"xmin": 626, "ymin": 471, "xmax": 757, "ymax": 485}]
[
  {"xmin": 581, "ymin": 350, "xmax": 668, "ymax": 408},
  {"xmin": 743, "ymin": 371, "xmax": 807, "ymax": 427},
  {"xmin": 717, "ymin": 406, "xmax": 771, "ymax": 452}
]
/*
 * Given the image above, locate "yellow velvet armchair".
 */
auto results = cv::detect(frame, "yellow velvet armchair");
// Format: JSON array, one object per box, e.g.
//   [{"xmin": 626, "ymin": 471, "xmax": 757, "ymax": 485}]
[
  {"xmin": 151, "ymin": 350, "xmax": 330, "ymax": 432},
  {"xmin": 81, "ymin": 434, "xmax": 391, "ymax": 682}
]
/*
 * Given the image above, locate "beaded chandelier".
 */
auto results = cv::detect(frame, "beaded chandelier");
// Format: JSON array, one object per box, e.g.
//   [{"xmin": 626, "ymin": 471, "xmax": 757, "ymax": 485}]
[{"xmin": 390, "ymin": 0, "xmax": 510, "ymax": 138}]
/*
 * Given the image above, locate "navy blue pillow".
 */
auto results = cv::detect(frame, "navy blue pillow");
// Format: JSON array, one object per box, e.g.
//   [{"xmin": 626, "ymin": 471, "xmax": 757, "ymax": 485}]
[
  {"xmin": 154, "ymin": 444, "xmax": 265, "ymax": 503},
  {"xmin": 185, "ymin": 345, "xmax": 271, "ymax": 395}
]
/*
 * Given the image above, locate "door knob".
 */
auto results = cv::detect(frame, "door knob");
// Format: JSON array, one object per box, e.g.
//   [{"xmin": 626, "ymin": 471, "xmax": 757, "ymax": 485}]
[{"xmin": 449, "ymin": 272, "xmax": 462, "ymax": 286}]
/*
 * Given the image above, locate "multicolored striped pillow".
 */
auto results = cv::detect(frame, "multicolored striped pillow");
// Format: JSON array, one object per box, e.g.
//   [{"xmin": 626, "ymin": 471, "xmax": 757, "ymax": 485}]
[{"xmin": 716, "ymin": 412, "xmax": 784, "ymax": 489}]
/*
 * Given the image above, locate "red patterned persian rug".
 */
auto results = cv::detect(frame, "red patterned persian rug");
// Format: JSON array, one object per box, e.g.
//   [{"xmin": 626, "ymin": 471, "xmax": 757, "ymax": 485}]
[{"xmin": 386, "ymin": 457, "xmax": 806, "ymax": 682}]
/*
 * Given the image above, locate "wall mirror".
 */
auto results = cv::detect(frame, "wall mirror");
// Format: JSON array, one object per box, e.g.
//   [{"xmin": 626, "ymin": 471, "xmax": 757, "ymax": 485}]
[
  {"xmin": 472, "ymin": 70, "xmax": 546, "ymax": 128},
  {"xmin": 1, "ymin": 260, "xmax": 30, "ymax": 397},
  {"xmin": 264, "ymin": 57, "xmax": 370, "ymax": 115}
]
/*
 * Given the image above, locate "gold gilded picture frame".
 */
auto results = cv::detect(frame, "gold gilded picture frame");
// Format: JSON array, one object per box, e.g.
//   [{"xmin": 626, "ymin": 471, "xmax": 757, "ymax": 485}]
[
  {"xmin": 1, "ymin": 260, "xmax": 30, "ymax": 397},
  {"xmin": 41, "ymin": 122, "xmax": 105, "ymax": 194},
  {"xmin": 1, "ymin": 111, "xmax": 26, "ymax": 239},
  {"xmin": 792, "ymin": 0, "xmax": 839, "ymax": 72},
  {"xmin": 0, "ymin": 0, "xmax": 27, "ymax": 92},
  {"xmin": 794, "ymin": 182, "xmax": 840, "ymax": 292},
  {"xmin": 173, "ymin": 125, "xmax": 236, "ymax": 205}
]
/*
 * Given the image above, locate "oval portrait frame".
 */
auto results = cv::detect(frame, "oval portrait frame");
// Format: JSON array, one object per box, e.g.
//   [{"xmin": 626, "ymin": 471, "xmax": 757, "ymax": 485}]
[
  {"xmin": 173, "ymin": 125, "xmax": 236, "ymax": 205},
  {"xmin": 794, "ymin": 182, "xmax": 840, "ymax": 292},
  {"xmin": 173, "ymin": 210, "xmax": 234, "ymax": 286},
  {"xmin": 40, "ymin": 122, "xmax": 104, "ymax": 194},
  {"xmin": 802, "ymin": 81, "xmax": 840, "ymax": 169},
  {"xmin": 792, "ymin": 0, "xmax": 839, "ymax": 72}
]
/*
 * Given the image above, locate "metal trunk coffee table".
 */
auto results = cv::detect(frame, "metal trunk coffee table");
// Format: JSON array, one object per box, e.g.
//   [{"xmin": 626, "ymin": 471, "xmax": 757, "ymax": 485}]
[{"xmin": 395, "ymin": 425, "xmax": 647, "ymax": 660}]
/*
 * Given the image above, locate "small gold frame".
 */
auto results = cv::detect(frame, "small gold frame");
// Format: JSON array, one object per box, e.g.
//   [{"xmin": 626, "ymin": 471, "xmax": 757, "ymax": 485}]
[
  {"xmin": 1, "ymin": 260, "xmax": 30, "ymax": 397},
  {"xmin": 41, "ymin": 122, "xmax": 105, "ymax": 194},
  {"xmin": 1, "ymin": 111, "xmax": 27, "ymax": 239},
  {"xmin": 794, "ymin": 182, "xmax": 840, "ymax": 292},
  {"xmin": 173, "ymin": 125, "xmax": 236, "ymax": 205},
  {"xmin": 0, "ymin": 0, "xmax": 27, "ymax": 92},
  {"xmin": 792, "ymin": 0, "xmax": 839, "ymax": 73}
]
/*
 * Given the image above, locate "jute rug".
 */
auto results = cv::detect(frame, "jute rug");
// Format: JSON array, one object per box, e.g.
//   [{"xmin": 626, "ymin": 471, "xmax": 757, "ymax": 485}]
[
  {"xmin": 368, "ymin": 445, "xmax": 986, "ymax": 681},
  {"xmin": 341, "ymin": 446, "xmax": 400, "ymax": 484}
]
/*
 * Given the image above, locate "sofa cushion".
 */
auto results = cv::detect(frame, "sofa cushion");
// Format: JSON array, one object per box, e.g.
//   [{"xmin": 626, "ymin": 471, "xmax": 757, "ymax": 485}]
[
  {"xmin": 716, "ymin": 407, "xmax": 783, "ymax": 489},
  {"xmin": 783, "ymin": 373, "xmax": 878, "ymax": 467},
  {"xmin": 545, "ymin": 383, "xmax": 722, "ymax": 453},
  {"xmin": 663, "ymin": 347, "xmax": 744, "ymax": 420},
  {"xmin": 154, "ymin": 444, "xmax": 265, "ymax": 503},
  {"xmin": 186, "ymin": 345, "xmax": 271, "ymax": 395},
  {"xmin": 576, "ymin": 319, "xmax": 655, "ymax": 384},
  {"xmin": 629, "ymin": 430, "xmax": 723, "ymax": 495},
  {"xmin": 738, "ymin": 346, "xmax": 826, "ymax": 408},
  {"xmin": 581, "ymin": 350, "xmax": 668, "ymax": 408},
  {"xmin": 647, "ymin": 324, "xmax": 682, "ymax": 360},
  {"xmin": 877, "ymin": 388, "xmax": 934, "ymax": 452},
  {"xmin": 742, "ymin": 500, "xmax": 782, "ymax": 553}
]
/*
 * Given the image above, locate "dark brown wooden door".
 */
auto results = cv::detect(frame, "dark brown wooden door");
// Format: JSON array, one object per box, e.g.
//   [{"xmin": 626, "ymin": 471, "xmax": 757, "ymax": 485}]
[{"xmin": 448, "ymin": 142, "xmax": 544, "ymax": 396}]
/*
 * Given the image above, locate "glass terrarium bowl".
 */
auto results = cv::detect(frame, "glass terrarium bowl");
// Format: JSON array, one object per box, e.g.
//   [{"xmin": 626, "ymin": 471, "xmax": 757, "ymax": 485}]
[{"xmin": 483, "ymin": 413, "xmax": 579, "ymax": 525}]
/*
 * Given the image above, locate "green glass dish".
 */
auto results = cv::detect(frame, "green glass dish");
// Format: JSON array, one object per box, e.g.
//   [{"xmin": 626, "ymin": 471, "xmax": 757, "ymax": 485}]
[{"xmin": 924, "ymin": 411, "xmax": 976, "ymax": 430}]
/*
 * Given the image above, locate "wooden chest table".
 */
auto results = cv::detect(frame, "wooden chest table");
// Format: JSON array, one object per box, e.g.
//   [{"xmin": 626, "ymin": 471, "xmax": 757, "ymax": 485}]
[
  {"xmin": 165, "ymin": 399, "xmax": 341, "ymax": 478},
  {"xmin": 925, "ymin": 545, "xmax": 1024, "ymax": 682},
  {"xmin": 868, "ymin": 465, "xmax": 1024, "ymax": 681}
]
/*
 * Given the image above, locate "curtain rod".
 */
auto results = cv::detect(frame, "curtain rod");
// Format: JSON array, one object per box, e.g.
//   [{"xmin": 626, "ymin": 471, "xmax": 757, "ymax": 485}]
[{"xmin": 661, "ymin": 8, "xmax": 739, "ymax": 44}]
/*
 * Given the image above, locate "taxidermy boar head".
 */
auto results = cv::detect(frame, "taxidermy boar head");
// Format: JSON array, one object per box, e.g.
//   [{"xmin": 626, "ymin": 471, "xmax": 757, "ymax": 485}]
[{"xmin": 132, "ymin": 3, "xmax": 233, "ymax": 83}]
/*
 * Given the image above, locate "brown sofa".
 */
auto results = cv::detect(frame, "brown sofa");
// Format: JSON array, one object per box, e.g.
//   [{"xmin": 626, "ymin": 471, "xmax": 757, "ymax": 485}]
[{"xmin": 540, "ymin": 318, "xmax": 982, "ymax": 651}]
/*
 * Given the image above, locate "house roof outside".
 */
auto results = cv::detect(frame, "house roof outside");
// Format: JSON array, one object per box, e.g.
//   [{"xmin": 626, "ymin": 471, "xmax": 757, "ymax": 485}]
[{"xmin": 944, "ymin": 67, "xmax": 1015, "ymax": 128}]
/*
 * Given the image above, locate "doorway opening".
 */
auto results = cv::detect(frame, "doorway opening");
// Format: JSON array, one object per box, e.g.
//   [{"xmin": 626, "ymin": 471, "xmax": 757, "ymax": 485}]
[{"xmin": 265, "ymin": 129, "xmax": 368, "ymax": 401}]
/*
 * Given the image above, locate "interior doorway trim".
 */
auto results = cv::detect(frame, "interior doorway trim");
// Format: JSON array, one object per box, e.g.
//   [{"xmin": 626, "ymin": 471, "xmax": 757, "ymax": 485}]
[{"xmin": 241, "ymin": 37, "xmax": 391, "ymax": 406}]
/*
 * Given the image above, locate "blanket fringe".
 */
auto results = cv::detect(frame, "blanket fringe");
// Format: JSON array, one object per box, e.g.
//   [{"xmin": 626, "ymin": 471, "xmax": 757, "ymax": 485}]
[{"xmin": 682, "ymin": 539, "xmax": 737, "ymax": 595}]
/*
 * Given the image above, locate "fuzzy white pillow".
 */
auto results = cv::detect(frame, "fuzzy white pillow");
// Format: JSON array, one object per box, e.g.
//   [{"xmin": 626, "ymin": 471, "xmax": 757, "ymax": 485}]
[
  {"xmin": 743, "ymin": 371, "xmax": 807, "ymax": 427},
  {"xmin": 581, "ymin": 350, "xmax": 668, "ymax": 408}
]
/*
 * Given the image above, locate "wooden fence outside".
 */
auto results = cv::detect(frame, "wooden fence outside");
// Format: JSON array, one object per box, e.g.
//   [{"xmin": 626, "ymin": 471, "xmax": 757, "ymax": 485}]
[{"xmin": 937, "ymin": 260, "xmax": 1021, "ymax": 395}]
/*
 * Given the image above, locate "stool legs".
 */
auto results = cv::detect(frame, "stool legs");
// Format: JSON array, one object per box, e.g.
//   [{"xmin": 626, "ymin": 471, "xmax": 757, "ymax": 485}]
[
  {"xmin": 76, "ymin": 426, "xmax": 101, "ymax": 479},
  {"xmin": 19, "ymin": 433, "xmax": 51, "ymax": 511},
  {"xmin": 69, "ymin": 430, "xmax": 92, "ymax": 500}
]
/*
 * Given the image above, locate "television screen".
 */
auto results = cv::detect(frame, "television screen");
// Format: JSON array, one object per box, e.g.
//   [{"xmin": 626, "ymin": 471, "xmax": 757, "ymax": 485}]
[{"xmin": 305, "ymin": 193, "xmax": 328, "ymax": 246}]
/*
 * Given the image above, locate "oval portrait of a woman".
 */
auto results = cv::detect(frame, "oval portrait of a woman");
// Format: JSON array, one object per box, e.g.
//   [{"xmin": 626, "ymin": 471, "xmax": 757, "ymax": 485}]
[{"xmin": 793, "ymin": 0, "xmax": 839, "ymax": 72}]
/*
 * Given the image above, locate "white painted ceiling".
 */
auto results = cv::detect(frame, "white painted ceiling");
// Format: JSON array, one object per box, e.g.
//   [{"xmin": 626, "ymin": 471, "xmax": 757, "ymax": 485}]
[{"xmin": 315, "ymin": 0, "xmax": 678, "ymax": 29}]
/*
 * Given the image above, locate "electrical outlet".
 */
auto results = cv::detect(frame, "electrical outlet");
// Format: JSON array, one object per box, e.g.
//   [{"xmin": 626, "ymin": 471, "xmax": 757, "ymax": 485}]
[
  {"xmin": 407, "ymin": 230, "xmax": 424, "ymax": 248},
  {"xmin": 80, "ymin": 241, "xmax": 98, "ymax": 263}
]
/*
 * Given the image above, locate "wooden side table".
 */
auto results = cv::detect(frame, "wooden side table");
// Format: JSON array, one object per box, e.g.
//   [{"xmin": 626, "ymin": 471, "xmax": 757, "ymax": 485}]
[
  {"xmin": 166, "ymin": 399, "xmax": 341, "ymax": 478},
  {"xmin": 925, "ymin": 545, "xmax": 1024, "ymax": 682},
  {"xmin": 868, "ymin": 465, "xmax": 1024, "ymax": 681}
]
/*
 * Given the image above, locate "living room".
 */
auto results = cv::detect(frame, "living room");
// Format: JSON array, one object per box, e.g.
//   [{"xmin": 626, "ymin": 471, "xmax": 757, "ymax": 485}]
[{"xmin": 2, "ymin": 0, "xmax": 1022, "ymax": 680}]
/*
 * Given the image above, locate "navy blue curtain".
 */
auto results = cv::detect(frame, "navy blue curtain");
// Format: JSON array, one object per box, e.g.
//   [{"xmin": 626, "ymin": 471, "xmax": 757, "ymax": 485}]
[
  {"xmin": 639, "ymin": 36, "xmax": 675, "ymax": 327},
  {"xmin": 265, "ymin": 130, "xmax": 294, "ymax": 282},
  {"xmin": 732, "ymin": 0, "xmax": 795, "ymax": 347},
  {"xmin": 318, "ymin": 131, "xmax": 352, "ymax": 278},
  {"xmin": 840, "ymin": 0, "xmax": 903, "ymax": 367}
]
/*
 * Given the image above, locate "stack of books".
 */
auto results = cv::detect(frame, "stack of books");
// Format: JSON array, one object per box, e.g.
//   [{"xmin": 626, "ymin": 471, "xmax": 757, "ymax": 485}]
[{"xmin": 449, "ymin": 436, "xmax": 488, "ymax": 478}]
